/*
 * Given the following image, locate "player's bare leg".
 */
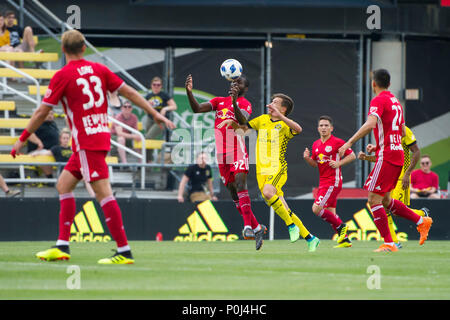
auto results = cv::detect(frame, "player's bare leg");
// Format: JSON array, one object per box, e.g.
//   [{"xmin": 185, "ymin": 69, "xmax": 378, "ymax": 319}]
[{"xmin": 36, "ymin": 170, "xmax": 79, "ymax": 261}]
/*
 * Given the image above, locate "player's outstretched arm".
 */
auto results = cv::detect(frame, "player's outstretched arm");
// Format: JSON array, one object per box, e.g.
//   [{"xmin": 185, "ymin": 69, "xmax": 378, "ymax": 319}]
[
  {"xmin": 185, "ymin": 74, "xmax": 213, "ymax": 113},
  {"xmin": 330, "ymin": 151, "xmax": 356, "ymax": 168},
  {"xmin": 11, "ymin": 104, "xmax": 52, "ymax": 158},
  {"xmin": 229, "ymin": 83, "xmax": 249, "ymax": 125},
  {"xmin": 303, "ymin": 148, "xmax": 317, "ymax": 167},
  {"xmin": 119, "ymin": 84, "xmax": 175, "ymax": 130},
  {"xmin": 358, "ymin": 151, "xmax": 376, "ymax": 163},
  {"xmin": 339, "ymin": 115, "xmax": 377, "ymax": 157}
]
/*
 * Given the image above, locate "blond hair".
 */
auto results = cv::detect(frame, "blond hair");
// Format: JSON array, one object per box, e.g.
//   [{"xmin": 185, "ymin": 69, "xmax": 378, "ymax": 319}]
[{"xmin": 61, "ymin": 29, "xmax": 85, "ymax": 55}]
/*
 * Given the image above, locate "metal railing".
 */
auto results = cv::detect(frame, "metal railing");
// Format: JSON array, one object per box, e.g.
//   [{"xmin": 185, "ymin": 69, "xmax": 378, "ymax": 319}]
[{"xmin": 108, "ymin": 115, "xmax": 146, "ymax": 189}]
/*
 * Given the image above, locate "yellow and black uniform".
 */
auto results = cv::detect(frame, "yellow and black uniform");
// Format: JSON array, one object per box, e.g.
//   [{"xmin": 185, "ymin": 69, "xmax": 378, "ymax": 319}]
[
  {"xmin": 248, "ymin": 114, "xmax": 298, "ymax": 197},
  {"xmin": 248, "ymin": 114, "xmax": 311, "ymax": 239},
  {"xmin": 387, "ymin": 126, "xmax": 425, "ymax": 243},
  {"xmin": 390, "ymin": 126, "xmax": 416, "ymax": 205}
]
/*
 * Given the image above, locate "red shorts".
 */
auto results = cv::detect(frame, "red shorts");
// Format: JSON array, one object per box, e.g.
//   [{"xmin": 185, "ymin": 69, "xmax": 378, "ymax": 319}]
[
  {"xmin": 314, "ymin": 184, "xmax": 342, "ymax": 208},
  {"xmin": 364, "ymin": 159, "xmax": 402, "ymax": 195},
  {"xmin": 217, "ymin": 151, "xmax": 249, "ymax": 186},
  {"xmin": 64, "ymin": 150, "xmax": 109, "ymax": 182}
]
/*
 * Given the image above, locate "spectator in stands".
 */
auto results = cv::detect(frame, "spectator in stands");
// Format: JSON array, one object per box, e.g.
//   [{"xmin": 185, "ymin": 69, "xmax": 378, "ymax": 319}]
[
  {"xmin": 4, "ymin": 10, "xmax": 37, "ymax": 55},
  {"xmin": 0, "ymin": 173, "xmax": 20, "ymax": 197},
  {"xmin": 107, "ymin": 90, "xmax": 123, "ymax": 117},
  {"xmin": 111, "ymin": 100, "xmax": 142, "ymax": 164},
  {"xmin": 145, "ymin": 77, "xmax": 177, "ymax": 137},
  {"xmin": 411, "ymin": 155, "xmax": 440, "ymax": 199},
  {"xmin": 0, "ymin": 14, "xmax": 14, "ymax": 52},
  {"xmin": 177, "ymin": 152, "xmax": 217, "ymax": 203},
  {"xmin": 27, "ymin": 110, "xmax": 59, "ymax": 179}
]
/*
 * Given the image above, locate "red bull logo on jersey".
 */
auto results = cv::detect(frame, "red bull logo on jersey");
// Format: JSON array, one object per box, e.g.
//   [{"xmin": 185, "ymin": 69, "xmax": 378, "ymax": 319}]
[
  {"xmin": 82, "ymin": 113, "xmax": 110, "ymax": 135},
  {"xmin": 317, "ymin": 153, "xmax": 331, "ymax": 164},
  {"xmin": 216, "ymin": 108, "xmax": 235, "ymax": 120}
]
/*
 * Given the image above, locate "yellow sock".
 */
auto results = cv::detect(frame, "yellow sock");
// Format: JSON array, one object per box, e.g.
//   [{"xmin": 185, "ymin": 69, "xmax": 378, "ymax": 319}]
[
  {"xmin": 387, "ymin": 211, "xmax": 399, "ymax": 243},
  {"xmin": 289, "ymin": 210, "xmax": 311, "ymax": 239},
  {"xmin": 267, "ymin": 195, "xmax": 293, "ymax": 226},
  {"xmin": 411, "ymin": 208, "xmax": 425, "ymax": 217}
]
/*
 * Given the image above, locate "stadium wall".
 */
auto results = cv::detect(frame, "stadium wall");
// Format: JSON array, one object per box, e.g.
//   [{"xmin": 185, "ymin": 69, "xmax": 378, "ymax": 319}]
[{"xmin": 0, "ymin": 199, "xmax": 448, "ymax": 242}]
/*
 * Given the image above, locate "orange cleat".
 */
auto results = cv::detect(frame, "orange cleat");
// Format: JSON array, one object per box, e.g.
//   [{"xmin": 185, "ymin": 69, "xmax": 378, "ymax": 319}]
[
  {"xmin": 373, "ymin": 243, "xmax": 399, "ymax": 252},
  {"xmin": 417, "ymin": 217, "xmax": 433, "ymax": 245}
]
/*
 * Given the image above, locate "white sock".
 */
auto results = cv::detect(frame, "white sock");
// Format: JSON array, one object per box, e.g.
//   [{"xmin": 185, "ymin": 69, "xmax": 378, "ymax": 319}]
[
  {"xmin": 385, "ymin": 242, "xmax": 395, "ymax": 246},
  {"xmin": 416, "ymin": 216, "xmax": 424, "ymax": 226},
  {"xmin": 253, "ymin": 225, "xmax": 261, "ymax": 233},
  {"xmin": 56, "ymin": 240, "xmax": 69, "ymax": 247},
  {"xmin": 117, "ymin": 245, "xmax": 131, "ymax": 253}
]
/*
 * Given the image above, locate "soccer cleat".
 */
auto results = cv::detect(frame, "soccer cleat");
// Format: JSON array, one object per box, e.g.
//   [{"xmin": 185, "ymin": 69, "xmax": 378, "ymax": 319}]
[
  {"xmin": 98, "ymin": 250, "xmax": 134, "ymax": 265},
  {"xmin": 5, "ymin": 189, "xmax": 21, "ymax": 197},
  {"xmin": 333, "ymin": 238, "xmax": 352, "ymax": 248},
  {"xmin": 307, "ymin": 236, "xmax": 320, "ymax": 252},
  {"xmin": 288, "ymin": 224, "xmax": 300, "ymax": 243},
  {"xmin": 243, "ymin": 225, "xmax": 267, "ymax": 240},
  {"xmin": 254, "ymin": 224, "xmax": 267, "ymax": 251},
  {"xmin": 395, "ymin": 242, "xmax": 403, "ymax": 249},
  {"xmin": 421, "ymin": 207, "xmax": 430, "ymax": 217},
  {"xmin": 36, "ymin": 246, "xmax": 70, "ymax": 261},
  {"xmin": 373, "ymin": 243, "xmax": 398, "ymax": 252},
  {"xmin": 417, "ymin": 217, "xmax": 433, "ymax": 245},
  {"xmin": 242, "ymin": 227, "xmax": 255, "ymax": 240},
  {"xmin": 336, "ymin": 223, "xmax": 349, "ymax": 244}
]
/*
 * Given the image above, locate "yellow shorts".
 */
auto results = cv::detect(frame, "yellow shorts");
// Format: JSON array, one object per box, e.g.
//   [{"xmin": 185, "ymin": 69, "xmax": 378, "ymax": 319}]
[
  {"xmin": 390, "ymin": 179, "xmax": 410, "ymax": 206},
  {"xmin": 257, "ymin": 167, "xmax": 287, "ymax": 198}
]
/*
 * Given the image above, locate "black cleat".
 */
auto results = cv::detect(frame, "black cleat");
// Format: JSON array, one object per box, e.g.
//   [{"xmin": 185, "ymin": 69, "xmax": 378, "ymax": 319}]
[{"xmin": 255, "ymin": 224, "xmax": 267, "ymax": 251}]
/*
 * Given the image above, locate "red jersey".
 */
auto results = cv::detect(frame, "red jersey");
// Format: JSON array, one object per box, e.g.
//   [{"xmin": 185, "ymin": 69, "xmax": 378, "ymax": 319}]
[
  {"xmin": 411, "ymin": 169, "xmax": 439, "ymax": 190},
  {"xmin": 209, "ymin": 96, "xmax": 252, "ymax": 155},
  {"xmin": 368, "ymin": 91, "xmax": 405, "ymax": 166},
  {"xmin": 42, "ymin": 59, "xmax": 124, "ymax": 152},
  {"xmin": 311, "ymin": 135, "xmax": 353, "ymax": 187}
]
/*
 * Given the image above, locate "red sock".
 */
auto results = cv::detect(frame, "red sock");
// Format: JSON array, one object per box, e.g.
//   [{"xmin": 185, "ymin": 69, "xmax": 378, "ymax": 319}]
[
  {"xmin": 233, "ymin": 200, "xmax": 243, "ymax": 218},
  {"xmin": 57, "ymin": 193, "xmax": 76, "ymax": 242},
  {"xmin": 370, "ymin": 204, "xmax": 393, "ymax": 243},
  {"xmin": 100, "ymin": 196, "xmax": 128, "ymax": 248},
  {"xmin": 388, "ymin": 199, "xmax": 421, "ymax": 224},
  {"xmin": 237, "ymin": 190, "xmax": 259, "ymax": 229},
  {"xmin": 319, "ymin": 208, "xmax": 342, "ymax": 231}
]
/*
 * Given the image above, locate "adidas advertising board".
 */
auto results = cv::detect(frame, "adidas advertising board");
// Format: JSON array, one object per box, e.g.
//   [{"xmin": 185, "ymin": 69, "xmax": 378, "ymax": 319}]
[{"xmin": 0, "ymin": 198, "xmax": 448, "ymax": 241}]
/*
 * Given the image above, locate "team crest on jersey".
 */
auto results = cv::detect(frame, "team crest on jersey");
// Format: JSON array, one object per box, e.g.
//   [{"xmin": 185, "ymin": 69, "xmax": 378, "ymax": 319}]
[
  {"xmin": 274, "ymin": 124, "xmax": 282, "ymax": 130},
  {"xmin": 325, "ymin": 146, "xmax": 332, "ymax": 153},
  {"xmin": 44, "ymin": 88, "xmax": 52, "ymax": 99},
  {"xmin": 370, "ymin": 106, "xmax": 378, "ymax": 113}
]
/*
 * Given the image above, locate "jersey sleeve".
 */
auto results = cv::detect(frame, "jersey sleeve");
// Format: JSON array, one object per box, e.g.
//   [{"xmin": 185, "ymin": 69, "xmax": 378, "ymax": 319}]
[
  {"xmin": 42, "ymin": 71, "xmax": 66, "ymax": 107},
  {"xmin": 101, "ymin": 64, "xmax": 124, "ymax": 93},
  {"xmin": 311, "ymin": 142, "xmax": 317, "ymax": 160},
  {"xmin": 368, "ymin": 96, "xmax": 384, "ymax": 120},
  {"xmin": 248, "ymin": 115, "xmax": 261, "ymax": 130},
  {"xmin": 184, "ymin": 165, "xmax": 194, "ymax": 179},
  {"xmin": 238, "ymin": 99, "xmax": 252, "ymax": 119},
  {"xmin": 209, "ymin": 97, "xmax": 220, "ymax": 111},
  {"xmin": 404, "ymin": 127, "xmax": 417, "ymax": 146}
]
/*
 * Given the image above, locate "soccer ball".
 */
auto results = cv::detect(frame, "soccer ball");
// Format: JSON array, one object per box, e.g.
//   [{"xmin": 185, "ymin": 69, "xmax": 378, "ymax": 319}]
[{"xmin": 220, "ymin": 59, "xmax": 243, "ymax": 81}]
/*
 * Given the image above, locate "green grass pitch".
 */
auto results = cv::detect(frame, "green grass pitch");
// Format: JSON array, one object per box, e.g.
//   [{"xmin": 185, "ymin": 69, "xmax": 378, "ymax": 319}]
[{"xmin": 0, "ymin": 240, "xmax": 449, "ymax": 300}]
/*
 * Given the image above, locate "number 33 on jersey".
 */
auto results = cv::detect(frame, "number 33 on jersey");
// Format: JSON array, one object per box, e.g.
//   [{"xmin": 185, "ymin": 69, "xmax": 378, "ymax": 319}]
[
  {"xmin": 42, "ymin": 59, "xmax": 124, "ymax": 152},
  {"xmin": 368, "ymin": 90, "xmax": 405, "ymax": 166}
]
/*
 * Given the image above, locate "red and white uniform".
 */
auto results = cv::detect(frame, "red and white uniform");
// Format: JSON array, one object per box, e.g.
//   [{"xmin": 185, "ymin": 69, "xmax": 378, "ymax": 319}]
[
  {"xmin": 364, "ymin": 90, "xmax": 405, "ymax": 194},
  {"xmin": 209, "ymin": 96, "xmax": 251, "ymax": 185},
  {"xmin": 311, "ymin": 135, "xmax": 352, "ymax": 208},
  {"xmin": 42, "ymin": 59, "xmax": 124, "ymax": 181}
]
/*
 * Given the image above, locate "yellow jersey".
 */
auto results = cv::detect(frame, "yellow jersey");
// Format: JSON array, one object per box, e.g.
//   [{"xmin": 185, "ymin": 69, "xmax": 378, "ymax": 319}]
[
  {"xmin": 248, "ymin": 114, "xmax": 298, "ymax": 175},
  {"xmin": 0, "ymin": 30, "xmax": 11, "ymax": 47},
  {"xmin": 399, "ymin": 126, "xmax": 417, "ymax": 180}
]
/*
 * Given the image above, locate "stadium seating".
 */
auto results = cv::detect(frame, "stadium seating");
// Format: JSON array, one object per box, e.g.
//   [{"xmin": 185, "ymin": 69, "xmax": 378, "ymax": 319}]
[
  {"xmin": 0, "ymin": 154, "xmax": 118, "ymax": 164},
  {"xmin": 28, "ymin": 85, "xmax": 48, "ymax": 95},
  {"xmin": 0, "ymin": 52, "xmax": 58, "ymax": 63},
  {"xmin": 133, "ymin": 139, "xmax": 165, "ymax": 150},
  {"xmin": 0, "ymin": 68, "xmax": 57, "ymax": 79},
  {"xmin": 0, "ymin": 118, "xmax": 29, "ymax": 128},
  {"xmin": 0, "ymin": 101, "xmax": 16, "ymax": 112}
]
